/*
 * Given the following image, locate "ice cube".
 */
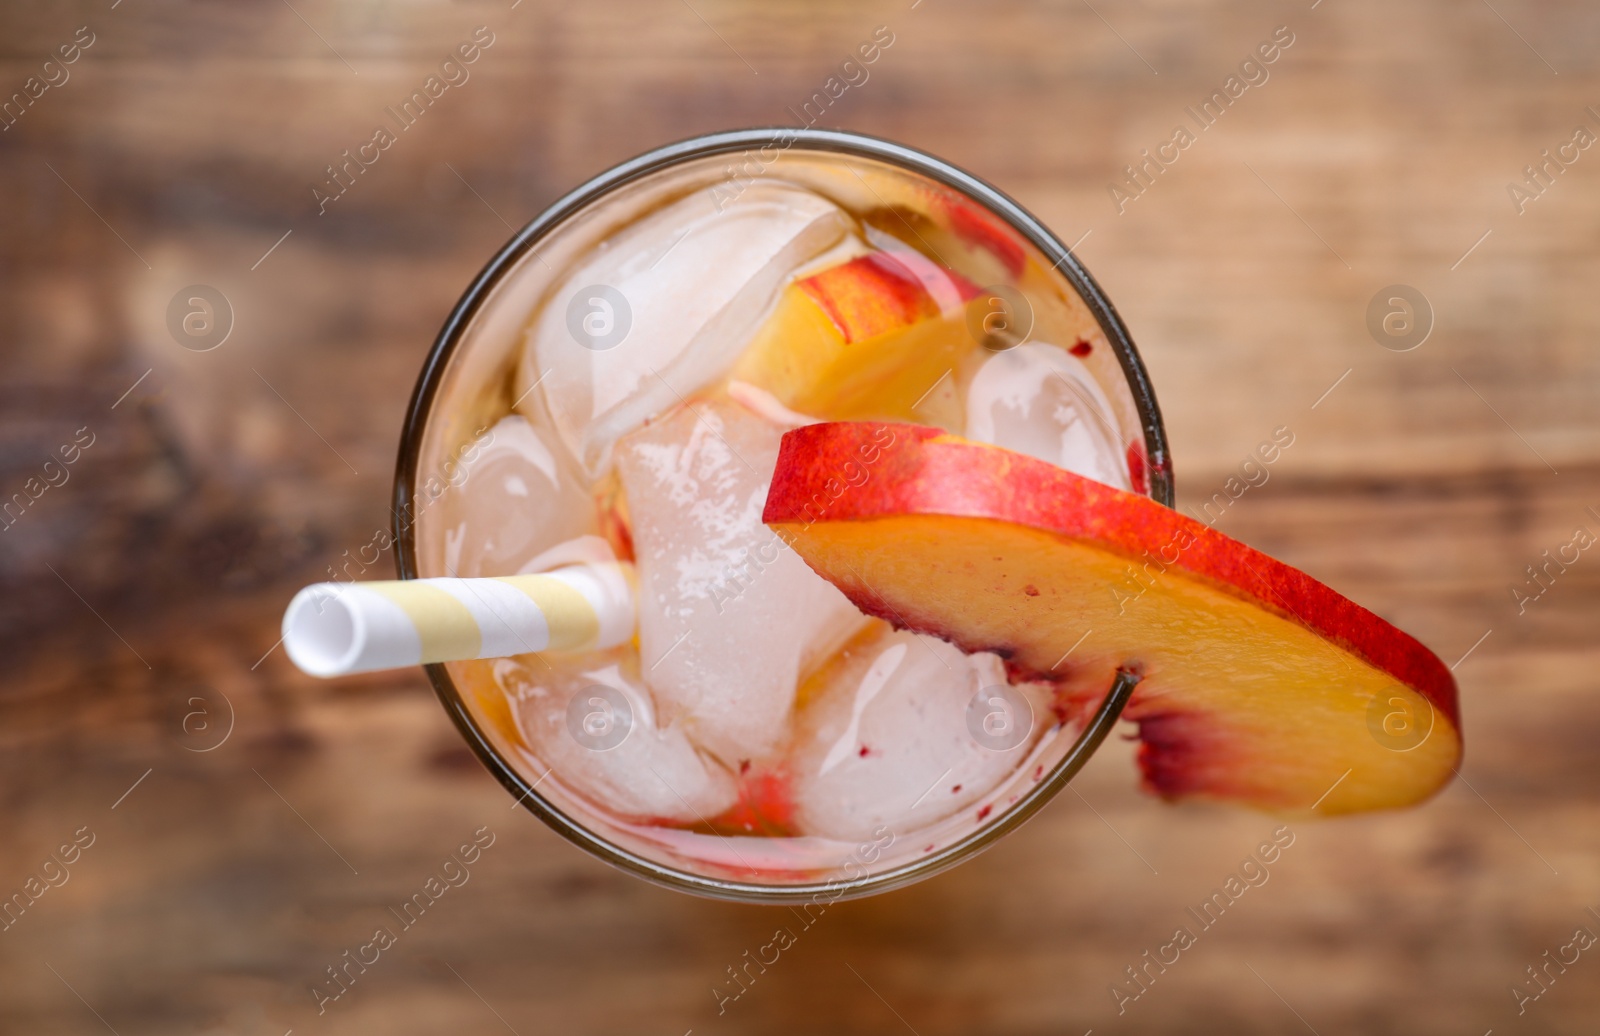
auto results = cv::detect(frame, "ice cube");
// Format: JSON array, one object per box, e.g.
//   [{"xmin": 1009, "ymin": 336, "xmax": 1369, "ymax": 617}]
[
  {"xmin": 498, "ymin": 650, "xmax": 739, "ymax": 824},
  {"xmin": 517, "ymin": 181, "xmax": 854, "ymax": 476},
  {"xmin": 429, "ymin": 415, "xmax": 596, "ymax": 578},
  {"xmin": 615, "ymin": 396, "xmax": 866, "ymax": 766},
  {"xmin": 788, "ymin": 626, "xmax": 1054, "ymax": 843},
  {"xmin": 965, "ymin": 343, "xmax": 1131, "ymax": 490}
]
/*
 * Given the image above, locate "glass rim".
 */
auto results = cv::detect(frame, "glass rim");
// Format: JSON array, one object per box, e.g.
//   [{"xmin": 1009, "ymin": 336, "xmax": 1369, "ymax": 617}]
[{"xmin": 393, "ymin": 127, "xmax": 1174, "ymax": 903}]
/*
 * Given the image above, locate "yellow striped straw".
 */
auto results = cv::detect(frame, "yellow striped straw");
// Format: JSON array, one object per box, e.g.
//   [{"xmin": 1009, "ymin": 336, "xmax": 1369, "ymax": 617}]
[{"xmin": 281, "ymin": 563, "xmax": 636, "ymax": 678}]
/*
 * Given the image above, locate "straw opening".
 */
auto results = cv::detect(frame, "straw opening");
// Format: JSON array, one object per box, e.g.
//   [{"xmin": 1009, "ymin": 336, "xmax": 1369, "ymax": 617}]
[{"xmin": 283, "ymin": 588, "xmax": 362, "ymax": 678}]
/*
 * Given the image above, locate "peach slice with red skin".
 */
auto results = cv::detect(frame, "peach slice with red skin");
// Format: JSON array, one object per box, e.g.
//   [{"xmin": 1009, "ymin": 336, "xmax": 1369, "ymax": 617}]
[
  {"xmin": 731, "ymin": 252, "xmax": 980, "ymax": 424},
  {"xmin": 763, "ymin": 422, "xmax": 1461, "ymax": 815}
]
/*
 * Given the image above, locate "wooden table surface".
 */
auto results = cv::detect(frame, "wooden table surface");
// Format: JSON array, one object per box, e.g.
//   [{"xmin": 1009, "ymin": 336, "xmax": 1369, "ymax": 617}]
[{"xmin": 3, "ymin": 1, "xmax": 1598, "ymax": 1033}]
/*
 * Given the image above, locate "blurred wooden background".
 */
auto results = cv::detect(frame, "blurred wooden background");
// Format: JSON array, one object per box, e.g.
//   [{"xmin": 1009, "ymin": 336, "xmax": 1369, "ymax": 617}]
[{"xmin": 3, "ymin": 1, "xmax": 1598, "ymax": 1033}]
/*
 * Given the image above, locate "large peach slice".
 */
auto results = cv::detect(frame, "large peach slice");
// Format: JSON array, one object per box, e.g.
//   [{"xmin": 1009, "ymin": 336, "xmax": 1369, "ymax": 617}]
[
  {"xmin": 763, "ymin": 422, "xmax": 1462, "ymax": 815},
  {"xmin": 730, "ymin": 252, "xmax": 980, "ymax": 424}
]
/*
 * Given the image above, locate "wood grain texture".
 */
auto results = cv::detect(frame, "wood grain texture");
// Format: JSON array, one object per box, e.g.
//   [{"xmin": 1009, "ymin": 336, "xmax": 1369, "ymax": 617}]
[{"xmin": 1, "ymin": 1, "xmax": 1597, "ymax": 1033}]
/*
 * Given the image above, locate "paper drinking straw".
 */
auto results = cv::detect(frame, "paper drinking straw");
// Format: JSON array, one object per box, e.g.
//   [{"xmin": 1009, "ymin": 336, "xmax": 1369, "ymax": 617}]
[{"xmin": 281, "ymin": 563, "xmax": 636, "ymax": 678}]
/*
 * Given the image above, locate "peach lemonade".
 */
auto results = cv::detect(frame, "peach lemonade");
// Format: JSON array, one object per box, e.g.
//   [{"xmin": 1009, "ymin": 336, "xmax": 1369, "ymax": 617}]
[{"xmin": 398, "ymin": 131, "xmax": 1458, "ymax": 898}]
